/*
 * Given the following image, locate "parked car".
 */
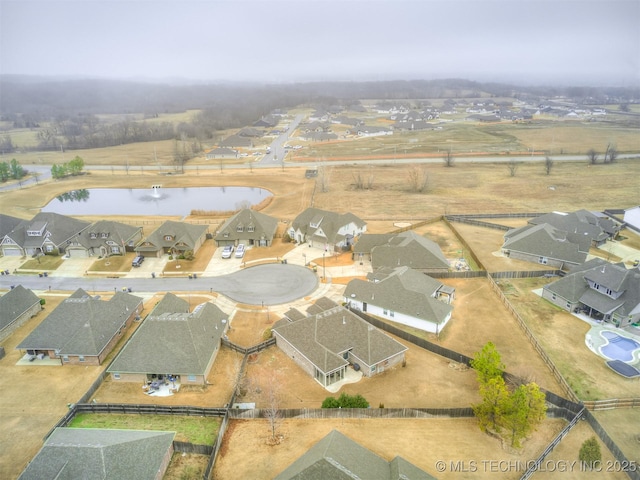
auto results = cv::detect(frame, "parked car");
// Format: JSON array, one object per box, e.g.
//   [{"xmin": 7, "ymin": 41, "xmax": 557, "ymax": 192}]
[
  {"xmin": 221, "ymin": 245, "xmax": 234, "ymax": 259},
  {"xmin": 132, "ymin": 255, "xmax": 145, "ymax": 267},
  {"xmin": 235, "ymin": 244, "xmax": 246, "ymax": 258}
]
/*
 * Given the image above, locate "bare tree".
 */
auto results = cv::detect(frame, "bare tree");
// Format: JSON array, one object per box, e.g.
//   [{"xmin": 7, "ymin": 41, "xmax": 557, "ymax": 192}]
[
  {"xmin": 353, "ymin": 166, "xmax": 374, "ymax": 190},
  {"xmin": 587, "ymin": 149, "xmax": 599, "ymax": 165},
  {"xmin": 443, "ymin": 150, "xmax": 454, "ymax": 167},
  {"xmin": 604, "ymin": 143, "xmax": 618, "ymax": 164},
  {"xmin": 507, "ymin": 159, "xmax": 519, "ymax": 177},
  {"xmin": 317, "ymin": 166, "xmax": 331, "ymax": 192},
  {"xmin": 226, "ymin": 352, "xmax": 248, "ymax": 401},
  {"xmin": 407, "ymin": 165, "xmax": 429, "ymax": 192},
  {"xmin": 544, "ymin": 156, "xmax": 554, "ymax": 175},
  {"xmin": 263, "ymin": 372, "xmax": 283, "ymax": 445}
]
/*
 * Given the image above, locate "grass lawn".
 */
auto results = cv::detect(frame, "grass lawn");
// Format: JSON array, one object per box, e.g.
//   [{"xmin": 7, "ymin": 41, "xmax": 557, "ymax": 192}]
[
  {"xmin": 89, "ymin": 252, "xmax": 137, "ymax": 272},
  {"xmin": 68, "ymin": 413, "xmax": 220, "ymax": 445},
  {"xmin": 19, "ymin": 255, "xmax": 64, "ymax": 271}
]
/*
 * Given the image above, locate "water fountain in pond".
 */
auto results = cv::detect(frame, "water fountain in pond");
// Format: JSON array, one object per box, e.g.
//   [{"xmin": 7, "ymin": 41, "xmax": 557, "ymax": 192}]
[{"xmin": 141, "ymin": 185, "xmax": 169, "ymax": 202}]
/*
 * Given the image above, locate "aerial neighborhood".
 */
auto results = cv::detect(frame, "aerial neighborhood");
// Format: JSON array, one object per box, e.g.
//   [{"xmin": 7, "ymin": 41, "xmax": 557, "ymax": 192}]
[{"xmin": 1, "ymin": 95, "xmax": 639, "ymax": 480}]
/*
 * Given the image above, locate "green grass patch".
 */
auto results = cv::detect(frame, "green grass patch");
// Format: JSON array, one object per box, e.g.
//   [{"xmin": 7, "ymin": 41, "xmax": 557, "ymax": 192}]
[
  {"xmin": 69, "ymin": 413, "xmax": 220, "ymax": 445},
  {"xmin": 20, "ymin": 255, "xmax": 64, "ymax": 271}
]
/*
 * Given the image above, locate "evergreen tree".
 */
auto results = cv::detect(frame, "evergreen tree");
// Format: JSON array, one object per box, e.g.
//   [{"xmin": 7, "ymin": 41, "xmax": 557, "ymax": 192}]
[{"xmin": 579, "ymin": 436, "xmax": 602, "ymax": 469}]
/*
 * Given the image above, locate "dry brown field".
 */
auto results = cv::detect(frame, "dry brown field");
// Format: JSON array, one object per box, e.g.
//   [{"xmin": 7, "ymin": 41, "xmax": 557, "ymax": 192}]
[{"xmin": 592, "ymin": 409, "xmax": 640, "ymax": 465}]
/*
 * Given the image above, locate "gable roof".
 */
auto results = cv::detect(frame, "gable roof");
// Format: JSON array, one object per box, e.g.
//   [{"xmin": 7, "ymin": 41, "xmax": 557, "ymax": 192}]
[
  {"xmin": 545, "ymin": 258, "xmax": 640, "ymax": 317},
  {"xmin": 503, "ymin": 223, "xmax": 588, "ymax": 265},
  {"xmin": 291, "ymin": 208, "xmax": 366, "ymax": 245},
  {"xmin": 19, "ymin": 428, "xmax": 175, "ymax": 480},
  {"xmin": 0, "ymin": 213, "xmax": 23, "ymax": 238},
  {"xmin": 355, "ymin": 232, "xmax": 449, "ymax": 270},
  {"xmin": 0, "ymin": 285, "xmax": 40, "ymax": 330},
  {"xmin": 215, "ymin": 209, "xmax": 278, "ymax": 242},
  {"xmin": 273, "ymin": 302, "xmax": 407, "ymax": 373},
  {"xmin": 274, "ymin": 430, "xmax": 436, "ymax": 480},
  {"xmin": 137, "ymin": 221, "xmax": 207, "ymax": 251},
  {"xmin": 78, "ymin": 220, "xmax": 141, "ymax": 249},
  {"xmin": 17, "ymin": 289, "xmax": 142, "ymax": 356},
  {"xmin": 108, "ymin": 301, "xmax": 228, "ymax": 375},
  {"xmin": 6, "ymin": 212, "xmax": 90, "ymax": 250},
  {"xmin": 345, "ymin": 267, "xmax": 453, "ymax": 325},
  {"xmin": 219, "ymin": 135, "xmax": 252, "ymax": 147},
  {"xmin": 529, "ymin": 210, "xmax": 618, "ymax": 242}
]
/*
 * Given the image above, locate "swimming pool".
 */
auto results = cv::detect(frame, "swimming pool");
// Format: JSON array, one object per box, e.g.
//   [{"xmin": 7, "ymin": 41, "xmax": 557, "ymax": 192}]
[{"xmin": 599, "ymin": 331, "xmax": 640, "ymax": 363}]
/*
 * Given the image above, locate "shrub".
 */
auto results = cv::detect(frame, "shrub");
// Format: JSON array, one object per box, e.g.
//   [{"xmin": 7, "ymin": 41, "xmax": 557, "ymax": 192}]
[
  {"xmin": 579, "ymin": 436, "xmax": 601, "ymax": 469},
  {"xmin": 321, "ymin": 393, "xmax": 369, "ymax": 408},
  {"xmin": 39, "ymin": 298, "xmax": 46, "ymax": 305}
]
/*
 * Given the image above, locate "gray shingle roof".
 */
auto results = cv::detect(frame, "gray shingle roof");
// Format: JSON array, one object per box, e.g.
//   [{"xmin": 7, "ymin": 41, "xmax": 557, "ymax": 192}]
[
  {"xmin": 18, "ymin": 427, "xmax": 175, "ymax": 480},
  {"xmin": 214, "ymin": 209, "xmax": 278, "ymax": 243},
  {"xmin": 0, "ymin": 285, "xmax": 40, "ymax": 331},
  {"xmin": 274, "ymin": 302, "xmax": 406, "ymax": 374},
  {"xmin": 136, "ymin": 221, "xmax": 207, "ymax": 253},
  {"xmin": 108, "ymin": 301, "xmax": 228, "ymax": 375},
  {"xmin": 274, "ymin": 430, "xmax": 436, "ymax": 480},
  {"xmin": 17, "ymin": 289, "xmax": 142, "ymax": 356},
  {"xmin": 291, "ymin": 208, "xmax": 366, "ymax": 245},
  {"xmin": 345, "ymin": 267, "xmax": 453, "ymax": 325},
  {"xmin": 503, "ymin": 223, "xmax": 588, "ymax": 264},
  {"xmin": 355, "ymin": 232, "xmax": 449, "ymax": 270},
  {"xmin": 0, "ymin": 213, "xmax": 23, "ymax": 238},
  {"xmin": 78, "ymin": 220, "xmax": 141, "ymax": 249},
  {"xmin": 7, "ymin": 212, "xmax": 90, "ymax": 250},
  {"xmin": 529, "ymin": 209, "xmax": 617, "ymax": 242}
]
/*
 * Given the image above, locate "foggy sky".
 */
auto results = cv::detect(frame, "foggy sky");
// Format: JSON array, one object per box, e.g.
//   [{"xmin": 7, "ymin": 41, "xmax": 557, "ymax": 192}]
[{"xmin": 1, "ymin": 0, "xmax": 638, "ymax": 86}]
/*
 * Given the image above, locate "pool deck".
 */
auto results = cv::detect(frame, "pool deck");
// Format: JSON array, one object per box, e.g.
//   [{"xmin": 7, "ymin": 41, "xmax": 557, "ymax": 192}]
[{"xmin": 584, "ymin": 321, "xmax": 640, "ymax": 367}]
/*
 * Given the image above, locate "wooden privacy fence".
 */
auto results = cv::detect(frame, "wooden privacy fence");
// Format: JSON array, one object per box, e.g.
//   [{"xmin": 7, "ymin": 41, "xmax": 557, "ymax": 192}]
[
  {"xmin": 229, "ymin": 407, "xmax": 475, "ymax": 420},
  {"xmin": 221, "ymin": 337, "xmax": 275, "ymax": 355},
  {"xmin": 172, "ymin": 441, "xmax": 213, "ymax": 455},
  {"xmin": 72, "ymin": 403, "xmax": 228, "ymax": 417}
]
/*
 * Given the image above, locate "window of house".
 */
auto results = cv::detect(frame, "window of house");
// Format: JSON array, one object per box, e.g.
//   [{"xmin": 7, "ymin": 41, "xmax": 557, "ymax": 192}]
[
  {"xmin": 113, "ymin": 373, "xmax": 121, "ymax": 380},
  {"xmin": 164, "ymin": 235, "xmax": 173, "ymax": 241},
  {"xmin": 247, "ymin": 225, "xmax": 255, "ymax": 232},
  {"xmin": 111, "ymin": 246, "xmax": 120, "ymax": 254},
  {"xmin": 566, "ymin": 302, "xmax": 571, "ymax": 309},
  {"xmin": 62, "ymin": 355, "xmax": 69, "ymax": 363},
  {"xmin": 538, "ymin": 257, "xmax": 548, "ymax": 264},
  {"xmin": 223, "ymin": 232, "xmax": 229, "ymax": 238},
  {"xmin": 593, "ymin": 283, "xmax": 600, "ymax": 290},
  {"xmin": 389, "ymin": 311, "xmax": 395, "ymax": 317},
  {"xmin": 236, "ymin": 225, "xmax": 244, "ymax": 232},
  {"xmin": 605, "ymin": 288, "xmax": 613, "ymax": 296},
  {"xmin": 78, "ymin": 355, "xmax": 85, "ymax": 362},
  {"xmin": 90, "ymin": 233, "xmax": 97, "ymax": 239},
  {"xmin": 383, "ymin": 309, "xmax": 388, "ymax": 315},
  {"xmin": 101, "ymin": 233, "xmax": 108, "ymax": 238},
  {"xmin": 552, "ymin": 293, "xmax": 557, "ymax": 300},
  {"xmin": 45, "ymin": 245, "xmax": 53, "ymax": 252},
  {"xmin": 187, "ymin": 375, "xmax": 196, "ymax": 382}
]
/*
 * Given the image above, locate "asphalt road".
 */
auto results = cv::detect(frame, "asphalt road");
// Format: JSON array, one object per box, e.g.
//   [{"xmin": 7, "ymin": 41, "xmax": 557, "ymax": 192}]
[{"xmin": 0, "ymin": 264, "xmax": 318, "ymax": 306}]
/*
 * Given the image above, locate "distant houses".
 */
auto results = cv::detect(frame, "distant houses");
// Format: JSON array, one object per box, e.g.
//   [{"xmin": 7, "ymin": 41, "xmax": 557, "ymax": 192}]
[
  {"xmin": 273, "ymin": 298, "xmax": 407, "ymax": 387},
  {"xmin": 16, "ymin": 288, "xmax": 143, "ymax": 365}
]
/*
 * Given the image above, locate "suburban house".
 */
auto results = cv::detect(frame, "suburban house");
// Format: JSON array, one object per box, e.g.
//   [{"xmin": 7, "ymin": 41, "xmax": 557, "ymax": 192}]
[
  {"xmin": 529, "ymin": 209, "xmax": 620, "ymax": 247},
  {"xmin": 502, "ymin": 223, "xmax": 589, "ymax": 268},
  {"xmin": 135, "ymin": 220, "xmax": 208, "ymax": 258},
  {"xmin": 0, "ymin": 213, "xmax": 23, "ymax": 243},
  {"xmin": 354, "ymin": 231, "xmax": 450, "ymax": 273},
  {"xmin": 623, "ymin": 206, "xmax": 640, "ymax": 233},
  {"xmin": 542, "ymin": 258, "xmax": 640, "ymax": 328},
  {"xmin": 108, "ymin": 293, "xmax": 229, "ymax": 386},
  {"xmin": 289, "ymin": 208, "xmax": 367, "ymax": 251},
  {"xmin": 238, "ymin": 127, "xmax": 263, "ymax": 137},
  {"xmin": 344, "ymin": 266, "xmax": 454, "ymax": 334},
  {"xmin": 16, "ymin": 288, "xmax": 143, "ymax": 365},
  {"xmin": 74, "ymin": 220, "xmax": 142, "ymax": 257},
  {"xmin": 0, "ymin": 285, "xmax": 41, "ymax": 342},
  {"xmin": 274, "ymin": 430, "xmax": 436, "ymax": 480},
  {"xmin": 205, "ymin": 147, "xmax": 239, "ymax": 159},
  {"xmin": 214, "ymin": 208, "xmax": 278, "ymax": 247},
  {"xmin": 272, "ymin": 298, "xmax": 407, "ymax": 387},
  {"xmin": 253, "ymin": 115, "xmax": 278, "ymax": 128},
  {"xmin": 19, "ymin": 428, "xmax": 175, "ymax": 480},
  {"xmin": 0, "ymin": 212, "xmax": 90, "ymax": 257}
]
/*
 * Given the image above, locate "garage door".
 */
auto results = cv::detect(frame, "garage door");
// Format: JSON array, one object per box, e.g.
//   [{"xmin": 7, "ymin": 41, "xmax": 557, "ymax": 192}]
[
  {"xmin": 1, "ymin": 248, "xmax": 22, "ymax": 256},
  {"xmin": 67, "ymin": 248, "xmax": 88, "ymax": 258}
]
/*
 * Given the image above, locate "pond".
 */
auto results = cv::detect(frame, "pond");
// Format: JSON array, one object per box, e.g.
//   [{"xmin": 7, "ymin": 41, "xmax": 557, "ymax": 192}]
[{"xmin": 41, "ymin": 186, "xmax": 272, "ymax": 216}]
